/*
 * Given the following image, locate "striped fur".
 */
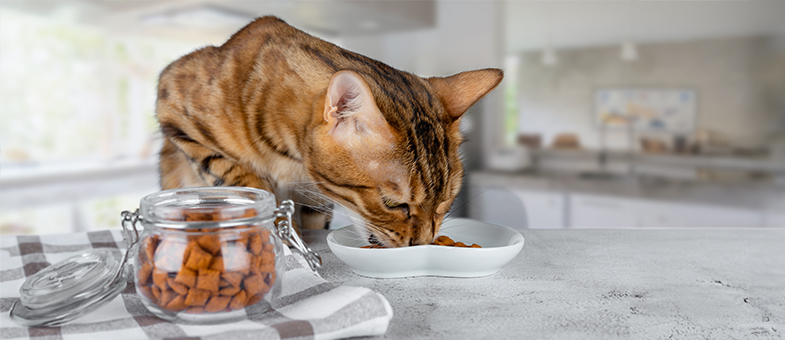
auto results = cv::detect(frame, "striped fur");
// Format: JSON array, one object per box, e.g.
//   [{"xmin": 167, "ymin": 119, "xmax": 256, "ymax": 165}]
[{"xmin": 156, "ymin": 16, "xmax": 502, "ymax": 246}]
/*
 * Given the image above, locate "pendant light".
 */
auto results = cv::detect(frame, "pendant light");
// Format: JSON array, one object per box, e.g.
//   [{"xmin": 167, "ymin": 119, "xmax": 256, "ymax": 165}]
[
  {"xmin": 621, "ymin": 41, "xmax": 639, "ymax": 61},
  {"xmin": 541, "ymin": 1, "xmax": 558, "ymax": 66},
  {"xmin": 541, "ymin": 46, "xmax": 558, "ymax": 66},
  {"xmin": 620, "ymin": 0, "xmax": 639, "ymax": 62}
]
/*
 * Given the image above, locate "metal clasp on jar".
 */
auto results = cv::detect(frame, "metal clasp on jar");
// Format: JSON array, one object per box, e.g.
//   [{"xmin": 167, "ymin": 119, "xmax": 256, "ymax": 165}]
[
  {"xmin": 274, "ymin": 200, "xmax": 322, "ymax": 272},
  {"xmin": 112, "ymin": 209, "xmax": 141, "ymax": 287}
]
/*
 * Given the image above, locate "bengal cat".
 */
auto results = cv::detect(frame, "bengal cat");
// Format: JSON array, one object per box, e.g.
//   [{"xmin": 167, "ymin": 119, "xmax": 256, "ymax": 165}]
[{"xmin": 156, "ymin": 16, "xmax": 502, "ymax": 247}]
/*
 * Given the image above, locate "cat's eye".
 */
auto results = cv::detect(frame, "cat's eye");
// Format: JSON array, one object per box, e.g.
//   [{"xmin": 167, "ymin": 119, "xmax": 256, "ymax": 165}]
[
  {"xmin": 383, "ymin": 197, "xmax": 401, "ymax": 208},
  {"xmin": 382, "ymin": 197, "xmax": 409, "ymax": 216}
]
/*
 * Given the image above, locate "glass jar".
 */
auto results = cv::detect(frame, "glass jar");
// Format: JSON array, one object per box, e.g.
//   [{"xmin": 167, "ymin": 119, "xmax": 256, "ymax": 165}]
[
  {"xmin": 9, "ymin": 186, "xmax": 320, "ymax": 327},
  {"xmin": 131, "ymin": 187, "xmax": 320, "ymax": 324}
]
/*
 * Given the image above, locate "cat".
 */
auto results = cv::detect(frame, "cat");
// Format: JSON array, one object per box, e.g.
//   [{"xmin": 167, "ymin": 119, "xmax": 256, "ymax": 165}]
[{"xmin": 156, "ymin": 16, "xmax": 502, "ymax": 247}]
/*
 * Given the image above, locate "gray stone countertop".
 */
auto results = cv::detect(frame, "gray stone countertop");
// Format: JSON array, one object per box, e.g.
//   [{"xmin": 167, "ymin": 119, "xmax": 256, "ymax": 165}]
[
  {"xmin": 302, "ymin": 228, "xmax": 785, "ymax": 339},
  {"xmin": 469, "ymin": 171, "xmax": 785, "ymax": 212}
]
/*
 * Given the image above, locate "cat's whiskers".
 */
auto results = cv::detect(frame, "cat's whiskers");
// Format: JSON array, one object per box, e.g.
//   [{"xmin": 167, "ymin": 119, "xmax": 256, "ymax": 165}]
[
  {"xmin": 363, "ymin": 223, "xmax": 397, "ymax": 247},
  {"xmin": 290, "ymin": 181, "xmax": 339, "ymax": 214},
  {"xmin": 290, "ymin": 181, "xmax": 376, "ymax": 243},
  {"xmin": 293, "ymin": 182, "xmax": 370, "ymax": 218},
  {"xmin": 444, "ymin": 186, "xmax": 496, "ymax": 222},
  {"xmin": 437, "ymin": 221, "xmax": 471, "ymax": 231},
  {"xmin": 337, "ymin": 230, "xmax": 369, "ymax": 243},
  {"xmin": 290, "ymin": 181, "xmax": 373, "ymax": 245},
  {"xmin": 291, "ymin": 182, "xmax": 343, "ymax": 209},
  {"xmin": 441, "ymin": 170, "xmax": 466, "ymax": 219},
  {"xmin": 290, "ymin": 181, "xmax": 329, "ymax": 197},
  {"xmin": 291, "ymin": 200, "xmax": 332, "ymax": 213},
  {"xmin": 341, "ymin": 223, "xmax": 373, "ymax": 246}
]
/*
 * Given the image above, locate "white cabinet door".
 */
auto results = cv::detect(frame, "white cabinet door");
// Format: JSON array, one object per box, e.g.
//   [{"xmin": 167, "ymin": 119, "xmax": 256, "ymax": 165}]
[
  {"xmin": 637, "ymin": 201, "xmax": 762, "ymax": 228},
  {"xmin": 569, "ymin": 194, "xmax": 639, "ymax": 228},
  {"xmin": 468, "ymin": 187, "xmax": 528, "ymax": 229},
  {"xmin": 473, "ymin": 184, "xmax": 765, "ymax": 229},
  {"xmin": 763, "ymin": 212, "xmax": 785, "ymax": 228},
  {"xmin": 510, "ymin": 190, "xmax": 566, "ymax": 229},
  {"xmin": 467, "ymin": 186, "xmax": 566, "ymax": 229},
  {"xmin": 571, "ymin": 194, "xmax": 763, "ymax": 228}
]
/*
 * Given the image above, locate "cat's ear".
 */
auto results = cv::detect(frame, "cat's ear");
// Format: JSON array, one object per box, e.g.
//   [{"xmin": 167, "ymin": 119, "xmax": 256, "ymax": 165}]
[
  {"xmin": 323, "ymin": 70, "xmax": 392, "ymax": 144},
  {"xmin": 427, "ymin": 68, "xmax": 503, "ymax": 121}
]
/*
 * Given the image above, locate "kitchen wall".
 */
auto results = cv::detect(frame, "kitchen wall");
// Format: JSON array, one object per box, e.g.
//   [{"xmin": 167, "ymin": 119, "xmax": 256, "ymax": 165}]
[
  {"xmin": 515, "ymin": 35, "xmax": 785, "ymax": 151},
  {"xmin": 340, "ymin": 1, "xmax": 500, "ymax": 78}
]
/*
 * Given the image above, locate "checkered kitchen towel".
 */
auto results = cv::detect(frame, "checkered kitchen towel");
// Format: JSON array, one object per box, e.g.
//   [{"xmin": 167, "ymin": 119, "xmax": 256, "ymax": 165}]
[{"xmin": 0, "ymin": 230, "xmax": 392, "ymax": 339}]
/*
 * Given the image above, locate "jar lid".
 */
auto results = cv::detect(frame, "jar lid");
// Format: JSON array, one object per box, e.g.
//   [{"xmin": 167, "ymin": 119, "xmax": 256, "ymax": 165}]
[
  {"xmin": 139, "ymin": 187, "xmax": 276, "ymax": 229},
  {"xmin": 10, "ymin": 249, "xmax": 129, "ymax": 327}
]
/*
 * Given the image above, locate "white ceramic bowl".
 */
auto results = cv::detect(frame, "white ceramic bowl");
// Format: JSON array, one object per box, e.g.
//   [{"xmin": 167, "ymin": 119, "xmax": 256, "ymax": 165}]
[{"xmin": 326, "ymin": 218, "xmax": 524, "ymax": 278}]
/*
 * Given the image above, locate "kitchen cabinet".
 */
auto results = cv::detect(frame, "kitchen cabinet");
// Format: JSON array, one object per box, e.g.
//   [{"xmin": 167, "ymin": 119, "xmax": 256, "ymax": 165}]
[
  {"xmin": 763, "ymin": 212, "xmax": 785, "ymax": 228},
  {"xmin": 468, "ymin": 187, "xmax": 566, "ymax": 229},
  {"xmin": 569, "ymin": 194, "xmax": 763, "ymax": 228},
  {"xmin": 569, "ymin": 194, "xmax": 639, "ymax": 228},
  {"xmin": 468, "ymin": 172, "xmax": 775, "ymax": 229},
  {"xmin": 636, "ymin": 200, "xmax": 763, "ymax": 228},
  {"xmin": 510, "ymin": 190, "xmax": 566, "ymax": 229}
]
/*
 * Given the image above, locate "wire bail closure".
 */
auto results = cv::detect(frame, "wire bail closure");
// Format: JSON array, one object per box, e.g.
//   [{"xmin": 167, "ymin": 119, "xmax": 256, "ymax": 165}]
[
  {"xmin": 113, "ymin": 210, "xmax": 141, "ymax": 287},
  {"xmin": 274, "ymin": 200, "xmax": 322, "ymax": 272}
]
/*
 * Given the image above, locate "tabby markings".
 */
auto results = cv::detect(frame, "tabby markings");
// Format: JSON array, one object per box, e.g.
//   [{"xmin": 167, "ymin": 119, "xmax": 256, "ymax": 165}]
[
  {"xmin": 200, "ymin": 154, "xmax": 223, "ymax": 174},
  {"xmin": 252, "ymin": 83, "xmax": 302, "ymax": 162},
  {"xmin": 310, "ymin": 170, "xmax": 372, "ymax": 191},
  {"xmin": 193, "ymin": 119, "xmax": 220, "ymax": 148},
  {"xmin": 160, "ymin": 123, "xmax": 197, "ymax": 144},
  {"xmin": 315, "ymin": 184, "xmax": 355, "ymax": 207},
  {"xmin": 301, "ymin": 44, "xmax": 338, "ymax": 71}
]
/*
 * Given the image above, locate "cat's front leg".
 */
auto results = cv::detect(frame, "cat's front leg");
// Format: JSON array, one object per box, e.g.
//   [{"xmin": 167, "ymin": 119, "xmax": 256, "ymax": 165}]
[{"xmin": 300, "ymin": 204, "xmax": 332, "ymax": 230}]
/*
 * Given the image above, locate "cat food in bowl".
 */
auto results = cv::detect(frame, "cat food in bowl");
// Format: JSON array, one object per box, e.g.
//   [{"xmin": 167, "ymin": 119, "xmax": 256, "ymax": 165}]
[
  {"xmin": 360, "ymin": 235, "xmax": 481, "ymax": 248},
  {"xmin": 327, "ymin": 218, "xmax": 523, "ymax": 278},
  {"xmin": 431, "ymin": 235, "xmax": 481, "ymax": 248}
]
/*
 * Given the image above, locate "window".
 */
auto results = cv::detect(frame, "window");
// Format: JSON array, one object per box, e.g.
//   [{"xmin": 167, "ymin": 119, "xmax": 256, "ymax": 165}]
[
  {"xmin": 0, "ymin": 8, "xmax": 201, "ymax": 234},
  {"xmin": 1, "ymin": 9, "xmax": 197, "ymax": 163}
]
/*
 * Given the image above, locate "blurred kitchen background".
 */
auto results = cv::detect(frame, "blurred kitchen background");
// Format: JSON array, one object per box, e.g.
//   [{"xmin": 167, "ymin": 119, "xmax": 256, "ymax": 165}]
[{"xmin": 1, "ymin": 0, "xmax": 783, "ymax": 235}]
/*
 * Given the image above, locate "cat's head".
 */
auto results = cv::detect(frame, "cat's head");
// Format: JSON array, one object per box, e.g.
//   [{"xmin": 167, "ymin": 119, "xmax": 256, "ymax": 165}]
[{"xmin": 307, "ymin": 69, "xmax": 502, "ymax": 247}]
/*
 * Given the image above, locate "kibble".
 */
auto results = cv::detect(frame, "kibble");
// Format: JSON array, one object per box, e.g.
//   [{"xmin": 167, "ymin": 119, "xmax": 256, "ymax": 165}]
[
  {"xmin": 360, "ymin": 235, "xmax": 481, "ymax": 248},
  {"xmin": 136, "ymin": 208, "xmax": 276, "ymax": 314}
]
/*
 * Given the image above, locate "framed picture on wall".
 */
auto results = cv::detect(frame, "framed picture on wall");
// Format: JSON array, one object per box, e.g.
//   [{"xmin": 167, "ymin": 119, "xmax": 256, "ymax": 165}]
[{"xmin": 594, "ymin": 88, "xmax": 697, "ymax": 133}]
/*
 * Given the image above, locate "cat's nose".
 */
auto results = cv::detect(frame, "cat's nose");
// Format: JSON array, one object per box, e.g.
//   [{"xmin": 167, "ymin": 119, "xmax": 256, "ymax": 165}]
[
  {"xmin": 404, "ymin": 235, "xmax": 422, "ymax": 246},
  {"xmin": 409, "ymin": 238, "xmax": 429, "ymax": 246},
  {"xmin": 405, "ymin": 221, "xmax": 435, "ymax": 246},
  {"xmin": 408, "ymin": 231, "xmax": 433, "ymax": 246}
]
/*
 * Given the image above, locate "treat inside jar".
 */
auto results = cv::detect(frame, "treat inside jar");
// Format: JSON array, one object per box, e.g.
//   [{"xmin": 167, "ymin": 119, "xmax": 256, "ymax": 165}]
[{"xmin": 136, "ymin": 208, "xmax": 276, "ymax": 314}]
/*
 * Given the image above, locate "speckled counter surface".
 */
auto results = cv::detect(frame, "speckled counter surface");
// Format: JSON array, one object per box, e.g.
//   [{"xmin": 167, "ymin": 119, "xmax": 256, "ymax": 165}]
[{"xmin": 302, "ymin": 229, "xmax": 785, "ymax": 339}]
